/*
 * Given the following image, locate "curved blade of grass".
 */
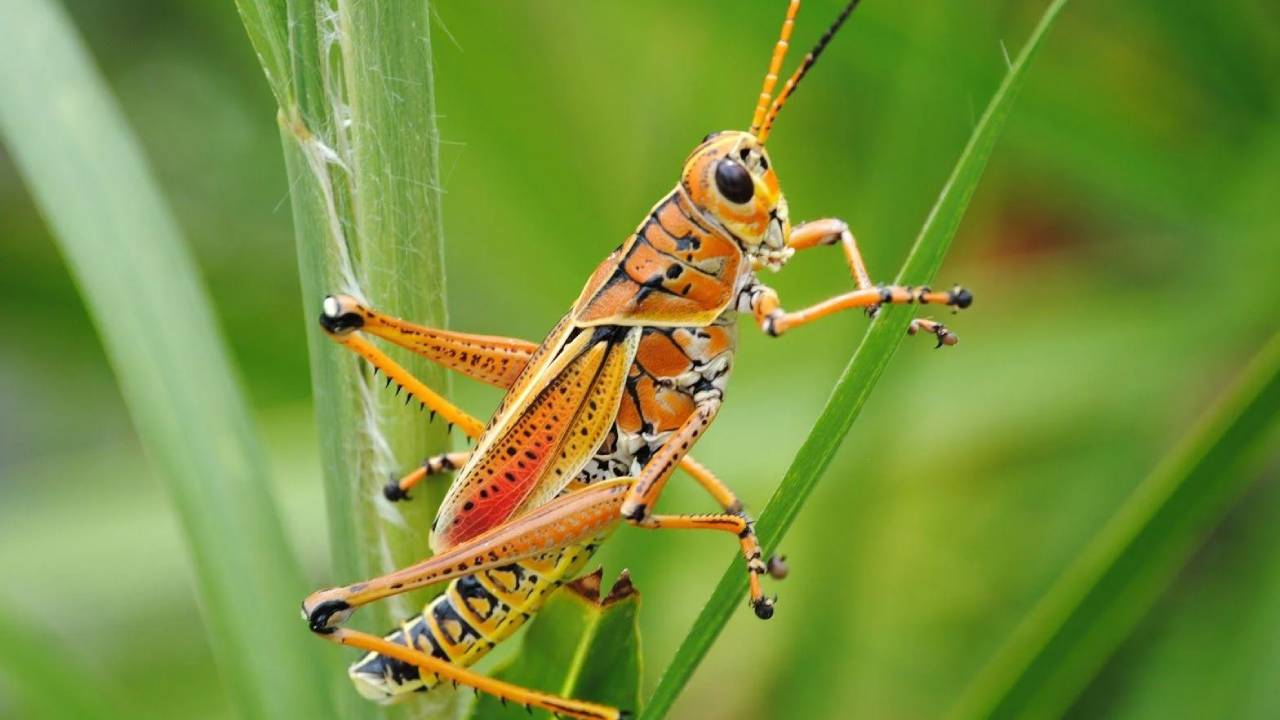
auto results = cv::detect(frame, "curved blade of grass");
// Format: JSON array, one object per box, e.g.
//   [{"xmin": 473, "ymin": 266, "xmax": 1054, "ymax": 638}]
[
  {"xmin": 639, "ymin": 2, "xmax": 1068, "ymax": 717},
  {"xmin": 0, "ymin": 1, "xmax": 333, "ymax": 718},
  {"xmin": 472, "ymin": 570, "xmax": 643, "ymax": 719},
  {"xmin": 949, "ymin": 331, "xmax": 1280, "ymax": 720}
]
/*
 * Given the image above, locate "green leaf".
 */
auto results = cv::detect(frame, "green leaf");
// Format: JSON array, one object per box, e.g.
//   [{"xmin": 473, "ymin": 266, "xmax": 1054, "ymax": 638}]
[
  {"xmin": 638, "ymin": 2, "xmax": 1069, "ymax": 718},
  {"xmin": 948, "ymin": 331, "xmax": 1280, "ymax": 720},
  {"xmin": 0, "ymin": 1, "xmax": 333, "ymax": 719},
  {"xmin": 472, "ymin": 569, "xmax": 644, "ymax": 719}
]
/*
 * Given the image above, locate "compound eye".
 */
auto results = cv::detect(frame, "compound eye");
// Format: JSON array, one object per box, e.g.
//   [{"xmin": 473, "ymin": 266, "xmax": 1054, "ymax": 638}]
[{"xmin": 714, "ymin": 159, "xmax": 754, "ymax": 204}]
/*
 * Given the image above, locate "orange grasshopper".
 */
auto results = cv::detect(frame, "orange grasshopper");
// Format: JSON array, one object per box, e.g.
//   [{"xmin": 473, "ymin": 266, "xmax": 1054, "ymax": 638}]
[{"xmin": 302, "ymin": 1, "xmax": 972, "ymax": 717}]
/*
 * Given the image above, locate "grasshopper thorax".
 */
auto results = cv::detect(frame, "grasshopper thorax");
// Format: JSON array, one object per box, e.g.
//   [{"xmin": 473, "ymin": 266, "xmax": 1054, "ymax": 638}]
[{"xmin": 682, "ymin": 131, "xmax": 792, "ymax": 271}]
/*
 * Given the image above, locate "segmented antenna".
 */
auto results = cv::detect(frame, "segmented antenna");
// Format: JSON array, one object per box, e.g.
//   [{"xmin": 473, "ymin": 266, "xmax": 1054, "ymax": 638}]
[
  {"xmin": 749, "ymin": 0, "xmax": 802, "ymax": 137},
  {"xmin": 756, "ymin": 0, "xmax": 861, "ymax": 143}
]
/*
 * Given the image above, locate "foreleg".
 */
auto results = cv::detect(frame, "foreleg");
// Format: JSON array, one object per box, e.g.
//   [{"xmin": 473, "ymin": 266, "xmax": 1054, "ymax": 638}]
[
  {"xmin": 747, "ymin": 281, "xmax": 971, "ymax": 341},
  {"xmin": 763, "ymin": 218, "xmax": 972, "ymax": 345},
  {"xmin": 382, "ymin": 451, "xmax": 473, "ymax": 502}
]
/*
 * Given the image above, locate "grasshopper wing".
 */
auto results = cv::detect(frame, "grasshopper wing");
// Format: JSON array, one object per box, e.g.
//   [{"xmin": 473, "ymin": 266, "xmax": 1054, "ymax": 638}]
[{"xmin": 430, "ymin": 321, "xmax": 640, "ymax": 553}]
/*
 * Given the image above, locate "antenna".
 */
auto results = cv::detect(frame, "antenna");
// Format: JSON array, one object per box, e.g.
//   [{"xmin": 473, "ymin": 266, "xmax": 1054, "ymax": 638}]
[
  {"xmin": 756, "ymin": 0, "xmax": 860, "ymax": 143},
  {"xmin": 748, "ymin": 1, "xmax": 802, "ymax": 137}
]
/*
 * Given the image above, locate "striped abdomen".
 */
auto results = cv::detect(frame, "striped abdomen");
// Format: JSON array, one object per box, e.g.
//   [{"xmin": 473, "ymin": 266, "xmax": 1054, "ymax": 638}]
[{"xmin": 348, "ymin": 538, "xmax": 602, "ymax": 701}]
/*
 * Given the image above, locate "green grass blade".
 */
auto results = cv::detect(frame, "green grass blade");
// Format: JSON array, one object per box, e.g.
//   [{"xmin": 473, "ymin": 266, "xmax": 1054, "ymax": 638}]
[
  {"xmin": 638, "ymin": 3, "xmax": 1068, "ymax": 717},
  {"xmin": 236, "ymin": 0, "xmax": 456, "ymax": 716},
  {"xmin": 949, "ymin": 331, "xmax": 1280, "ymax": 720},
  {"xmin": 472, "ymin": 570, "xmax": 644, "ymax": 719},
  {"xmin": 232, "ymin": 0, "xmax": 289, "ymax": 108},
  {"xmin": 0, "ymin": 611, "xmax": 130, "ymax": 720},
  {"xmin": 0, "ymin": 1, "xmax": 333, "ymax": 718}
]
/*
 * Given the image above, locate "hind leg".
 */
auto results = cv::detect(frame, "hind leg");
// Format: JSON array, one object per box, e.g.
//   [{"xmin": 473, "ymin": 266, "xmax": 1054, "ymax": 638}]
[
  {"xmin": 320, "ymin": 294, "xmax": 536, "ymax": 388},
  {"xmin": 325, "ymin": 628, "xmax": 625, "ymax": 719}
]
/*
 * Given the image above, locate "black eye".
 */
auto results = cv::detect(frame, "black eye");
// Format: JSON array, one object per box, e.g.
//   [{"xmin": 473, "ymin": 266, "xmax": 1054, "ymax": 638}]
[{"xmin": 715, "ymin": 159, "xmax": 754, "ymax": 204}]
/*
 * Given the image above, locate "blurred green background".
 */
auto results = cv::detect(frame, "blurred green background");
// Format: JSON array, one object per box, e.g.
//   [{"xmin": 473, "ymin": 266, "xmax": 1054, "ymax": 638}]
[{"xmin": 2, "ymin": 1, "xmax": 1277, "ymax": 719}]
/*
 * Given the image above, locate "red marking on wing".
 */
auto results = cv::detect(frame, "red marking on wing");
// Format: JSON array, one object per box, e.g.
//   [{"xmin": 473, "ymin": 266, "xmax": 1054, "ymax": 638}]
[
  {"xmin": 432, "ymin": 328, "xmax": 637, "ymax": 552},
  {"xmin": 436, "ymin": 341, "xmax": 608, "ymax": 549}
]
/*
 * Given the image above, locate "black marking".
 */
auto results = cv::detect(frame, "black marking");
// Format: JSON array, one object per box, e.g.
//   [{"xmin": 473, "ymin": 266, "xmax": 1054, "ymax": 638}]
[
  {"xmin": 383, "ymin": 479, "xmax": 410, "ymax": 502},
  {"xmin": 674, "ymin": 234, "xmax": 701, "ymax": 251},
  {"xmin": 486, "ymin": 564, "xmax": 526, "ymax": 594},
  {"xmin": 634, "ymin": 444, "xmax": 654, "ymax": 467},
  {"xmin": 306, "ymin": 599, "xmax": 350, "ymax": 633},
  {"xmin": 405, "ymin": 617, "xmax": 451, "ymax": 661},
  {"xmin": 752, "ymin": 596, "xmax": 776, "ymax": 620},
  {"xmin": 318, "ymin": 307, "xmax": 363, "ymax": 334},
  {"xmin": 350, "ymin": 628, "xmax": 423, "ymax": 686}
]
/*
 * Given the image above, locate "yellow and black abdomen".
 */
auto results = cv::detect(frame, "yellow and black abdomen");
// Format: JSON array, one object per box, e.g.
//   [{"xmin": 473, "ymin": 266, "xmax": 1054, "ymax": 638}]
[{"xmin": 349, "ymin": 538, "xmax": 601, "ymax": 701}]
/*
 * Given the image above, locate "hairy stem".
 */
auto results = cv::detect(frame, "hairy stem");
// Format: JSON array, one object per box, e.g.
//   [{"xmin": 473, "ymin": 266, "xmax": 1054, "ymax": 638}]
[{"xmin": 239, "ymin": 0, "xmax": 458, "ymax": 716}]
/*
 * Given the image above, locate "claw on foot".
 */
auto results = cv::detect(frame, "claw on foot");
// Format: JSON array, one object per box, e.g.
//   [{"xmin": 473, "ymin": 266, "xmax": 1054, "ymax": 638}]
[
  {"xmin": 933, "ymin": 324, "xmax": 958, "ymax": 348},
  {"xmin": 948, "ymin": 286, "xmax": 973, "ymax": 309},
  {"xmin": 383, "ymin": 476, "xmax": 410, "ymax": 502},
  {"xmin": 303, "ymin": 597, "xmax": 352, "ymax": 634},
  {"xmin": 752, "ymin": 595, "xmax": 776, "ymax": 620}
]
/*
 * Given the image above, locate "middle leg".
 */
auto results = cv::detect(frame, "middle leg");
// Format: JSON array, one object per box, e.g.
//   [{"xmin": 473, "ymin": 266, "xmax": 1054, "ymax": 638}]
[
  {"xmin": 383, "ymin": 450, "xmax": 473, "ymax": 502},
  {"xmin": 617, "ymin": 395, "xmax": 780, "ymax": 618}
]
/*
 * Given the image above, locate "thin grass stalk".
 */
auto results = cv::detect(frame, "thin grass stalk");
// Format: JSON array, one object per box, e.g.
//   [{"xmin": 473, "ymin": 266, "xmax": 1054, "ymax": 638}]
[
  {"xmin": 237, "ymin": 0, "xmax": 458, "ymax": 717},
  {"xmin": 638, "ymin": 2, "xmax": 1068, "ymax": 717}
]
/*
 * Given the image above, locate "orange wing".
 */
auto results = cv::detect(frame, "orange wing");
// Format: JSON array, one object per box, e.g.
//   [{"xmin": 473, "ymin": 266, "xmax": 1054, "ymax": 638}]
[{"xmin": 430, "ymin": 323, "xmax": 640, "ymax": 553}]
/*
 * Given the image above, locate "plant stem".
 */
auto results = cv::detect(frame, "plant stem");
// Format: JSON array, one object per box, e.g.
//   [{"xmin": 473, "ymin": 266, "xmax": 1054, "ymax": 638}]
[{"xmin": 239, "ymin": 0, "xmax": 457, "ymax": 716}]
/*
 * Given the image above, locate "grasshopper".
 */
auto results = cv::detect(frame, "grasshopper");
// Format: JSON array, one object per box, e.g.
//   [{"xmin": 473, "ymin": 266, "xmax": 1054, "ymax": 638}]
[{"xmin": 302, "ymin": 1, "xmax": 972, "ymax": 717}]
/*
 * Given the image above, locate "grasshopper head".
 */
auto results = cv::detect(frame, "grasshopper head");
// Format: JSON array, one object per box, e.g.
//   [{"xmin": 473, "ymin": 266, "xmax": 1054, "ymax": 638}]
[
  {"xmin": 679, "ymin": 0, "xmax": 861, "ymax": 271},
  {"xmin": 682, "ymin": 131, "xmax": 792, "ymax": 271}
]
